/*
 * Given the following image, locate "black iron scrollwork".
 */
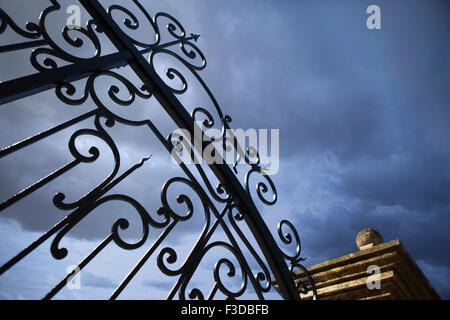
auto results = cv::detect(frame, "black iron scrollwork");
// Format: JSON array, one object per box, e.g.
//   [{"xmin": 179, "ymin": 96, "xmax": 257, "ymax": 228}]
[
  {"xmin": 0, "ymin": 8, "xmax": 41, "ymax": 39},
  {"xmin": 242, "ymin": 155, "xmax": 317, "ymax": 299},
  {"xmin": 0, "ymin": 0, "xmax": 315, "ymax": 300},
  {"xmin": 277, "ymin": 220, "xmax": 318, "ymax": 299}
]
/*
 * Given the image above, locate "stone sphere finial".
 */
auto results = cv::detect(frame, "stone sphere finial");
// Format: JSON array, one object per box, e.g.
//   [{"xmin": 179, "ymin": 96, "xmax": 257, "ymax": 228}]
[{"xmin": 356, "ymin": 228, "xmax": 383, "ymax": 250}]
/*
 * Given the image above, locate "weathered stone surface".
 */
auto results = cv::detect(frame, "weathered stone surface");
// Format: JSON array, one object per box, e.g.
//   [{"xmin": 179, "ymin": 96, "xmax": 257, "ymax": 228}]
[{"xmin": 291, "ymin": 239, "xmax": 440, "ymax": 300}]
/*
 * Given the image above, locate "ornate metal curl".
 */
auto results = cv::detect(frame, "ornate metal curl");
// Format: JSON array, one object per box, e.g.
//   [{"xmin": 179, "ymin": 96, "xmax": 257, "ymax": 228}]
[
  {"xmin": 227, "ymin": 205, "xmax": 272, "ymax": 295},
  {"xmin": 156, "ymin": 176, "xmax": 212, "ymax": 278},
  {"xmin": 178, "ymin": 241, "xmax": 248, "ymax": 300},
  {"xmin": 277, "ymin": 220, "xmax": 318, "ymax": 299},
  {"xmin": 0, "ymin": 8, "xmax": 41, "ymax": 39}
]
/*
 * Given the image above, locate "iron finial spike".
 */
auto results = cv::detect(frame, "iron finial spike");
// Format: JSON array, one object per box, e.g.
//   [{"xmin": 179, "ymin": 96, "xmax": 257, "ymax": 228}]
[
  {"xmin": 141, "ymin": 154, "xmax": 153, "ymax": 164},
  {"xmin": 190, "ymin": 33, "xmax": 200, "ymax": 42}
]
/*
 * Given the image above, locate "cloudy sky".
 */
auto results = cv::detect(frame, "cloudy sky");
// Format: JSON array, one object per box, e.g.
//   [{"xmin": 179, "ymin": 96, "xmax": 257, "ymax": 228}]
[{"xmin": 0, "ymin": 0, "xmax": 449, "ymax": 299}]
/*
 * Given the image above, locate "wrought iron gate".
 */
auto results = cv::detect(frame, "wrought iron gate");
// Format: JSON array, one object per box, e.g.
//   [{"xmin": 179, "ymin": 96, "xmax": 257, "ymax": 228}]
[{"xmin": 0, "ymin": 0, "xmax": 316, "ymax": 300}]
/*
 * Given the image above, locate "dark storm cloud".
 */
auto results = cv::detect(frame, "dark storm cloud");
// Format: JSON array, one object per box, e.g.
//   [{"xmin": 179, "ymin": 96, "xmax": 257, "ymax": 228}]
[{"xmin": 339, "ymin": 152, "xmax": 450, "ymax": 211}]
